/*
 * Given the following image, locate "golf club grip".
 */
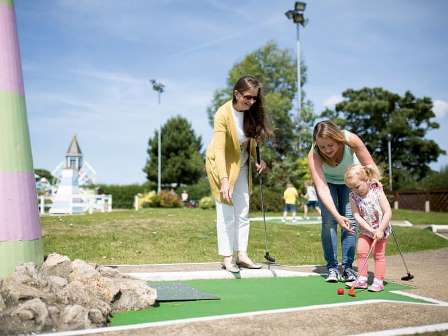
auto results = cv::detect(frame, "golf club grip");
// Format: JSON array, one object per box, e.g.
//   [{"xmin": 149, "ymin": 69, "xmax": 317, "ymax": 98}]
[{"xmin": 256, "ymin": 144, "xmax": 261, "ymax": 164}]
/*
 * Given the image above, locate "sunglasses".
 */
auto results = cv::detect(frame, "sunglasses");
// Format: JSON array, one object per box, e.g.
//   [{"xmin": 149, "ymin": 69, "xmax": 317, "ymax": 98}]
[{"xmin": 239, "ymin": 93, "xmax": 258, "ymax": 101}]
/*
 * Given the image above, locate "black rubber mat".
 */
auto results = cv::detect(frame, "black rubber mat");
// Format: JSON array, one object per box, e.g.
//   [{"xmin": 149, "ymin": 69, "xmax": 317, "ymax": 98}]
[{"xmin": 149, "ymin": 282, "xmax": 220, "ymax": 302}]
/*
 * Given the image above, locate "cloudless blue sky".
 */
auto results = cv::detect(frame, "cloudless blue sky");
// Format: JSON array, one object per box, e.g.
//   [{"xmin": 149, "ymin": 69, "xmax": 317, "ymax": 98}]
[{"xmin": 14, "ymin": 0, "xmax": 448, "ymax": 184}]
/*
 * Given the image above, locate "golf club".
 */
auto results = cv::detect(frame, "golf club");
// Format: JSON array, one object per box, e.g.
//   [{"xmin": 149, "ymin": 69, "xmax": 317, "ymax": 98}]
[
  {"xmin": 348, "ymin": 239, "xmax": 377, "ymax": 297},
  {"xmin": 256, "ymin": 144, "xmax": 275, "ymax": 264},
  {"xmin": 390, "ymin": 227, "xmax": 414, "ymax": 281}
]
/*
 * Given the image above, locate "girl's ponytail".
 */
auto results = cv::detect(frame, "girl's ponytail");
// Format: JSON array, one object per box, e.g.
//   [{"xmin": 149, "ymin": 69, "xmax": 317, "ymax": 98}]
[{"xmin": 364, "ymin": 165, "xmax": 381, "ymax": 181}]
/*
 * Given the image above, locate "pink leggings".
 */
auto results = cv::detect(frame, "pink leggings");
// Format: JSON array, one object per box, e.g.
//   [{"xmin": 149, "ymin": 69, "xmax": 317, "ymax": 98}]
[{"xmin": 357, "ymin": 235, "xmax": 387, "ymax": 280}]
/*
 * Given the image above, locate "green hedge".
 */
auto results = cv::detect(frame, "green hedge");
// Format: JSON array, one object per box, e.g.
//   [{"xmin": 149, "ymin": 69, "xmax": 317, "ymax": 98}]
[{"xmin": 97, "ymin": 184, "xmax": 152, "ymax": 209}]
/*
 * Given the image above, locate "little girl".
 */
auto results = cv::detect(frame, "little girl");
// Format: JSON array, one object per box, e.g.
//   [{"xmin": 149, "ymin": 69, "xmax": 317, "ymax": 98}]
[{"xmin": 344, "ymin": 164, "xmax": 392, "ymax": 292}]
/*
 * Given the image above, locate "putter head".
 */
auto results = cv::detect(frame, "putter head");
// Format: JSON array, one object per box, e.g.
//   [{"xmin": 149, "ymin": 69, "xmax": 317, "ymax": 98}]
[
  {"xmin": 348, "ymin": 288, "xmax": 356, "ymax": 297},
  {"xmin": 401, "ymin": 273, "xmax": 414, "ymax": 281},
  {"xmin": 264, "ymin": 252, "xmax": 275, "ymax": 263}
]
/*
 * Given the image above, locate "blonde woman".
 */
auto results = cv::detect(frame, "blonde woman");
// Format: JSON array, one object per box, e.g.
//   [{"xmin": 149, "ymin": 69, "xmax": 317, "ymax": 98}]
[
  {"xmin": 307, "ymin": 120, "xmax": 377, "ymax": 282},
  {"xmin": 206, "ymin": 75, "xmax": 272, "ymax": 273}
]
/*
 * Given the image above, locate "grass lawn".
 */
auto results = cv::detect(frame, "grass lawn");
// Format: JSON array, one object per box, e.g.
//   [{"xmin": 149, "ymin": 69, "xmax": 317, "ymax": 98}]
[
  {"xmin": 41, "ymin": 208, "xmax": 448, "ymax": 266},
  {"xmin": 392, "ymin": 209, "xmax": 448, "ymax": 225}
]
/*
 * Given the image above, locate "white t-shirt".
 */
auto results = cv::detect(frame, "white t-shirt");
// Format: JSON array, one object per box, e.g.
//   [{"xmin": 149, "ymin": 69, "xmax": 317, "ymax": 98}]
[
  {"xmin": 306, "ymin": 185, "xmax": 318, "ymax": 201},
  {"xmin": 232, "ymin": 106, "xmax": 249, "ymax": 167}
]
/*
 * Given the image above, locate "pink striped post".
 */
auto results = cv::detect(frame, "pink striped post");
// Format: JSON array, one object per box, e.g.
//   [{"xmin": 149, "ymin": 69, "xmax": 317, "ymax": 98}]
[{"xmin": 0, "ymin": 0, "xmax": 43, "ymax": 277}]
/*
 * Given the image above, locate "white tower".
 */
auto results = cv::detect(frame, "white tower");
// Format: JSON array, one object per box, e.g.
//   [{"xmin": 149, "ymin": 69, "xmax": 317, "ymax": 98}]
[{"xmin": 49, "ymin": 136, "xmax": 87, "ymax": 214}]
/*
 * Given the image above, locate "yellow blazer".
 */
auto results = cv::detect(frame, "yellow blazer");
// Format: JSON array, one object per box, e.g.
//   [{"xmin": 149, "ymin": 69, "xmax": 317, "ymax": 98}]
[{"xmin": 206, "ymin": 100, "xmax": 257, "ymax": 203}]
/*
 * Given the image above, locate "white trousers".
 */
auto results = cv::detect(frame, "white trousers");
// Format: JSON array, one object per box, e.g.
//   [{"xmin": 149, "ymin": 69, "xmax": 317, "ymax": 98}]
[{"xmin": 215, "ymin": 166, "xmax": 250, "ymax": 256}]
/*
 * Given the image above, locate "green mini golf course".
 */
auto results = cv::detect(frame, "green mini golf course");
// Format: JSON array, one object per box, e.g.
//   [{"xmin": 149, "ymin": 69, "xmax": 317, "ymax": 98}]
[{"xmin": 111, "ymin": 276, "xmax": 430, "ymax": 326}]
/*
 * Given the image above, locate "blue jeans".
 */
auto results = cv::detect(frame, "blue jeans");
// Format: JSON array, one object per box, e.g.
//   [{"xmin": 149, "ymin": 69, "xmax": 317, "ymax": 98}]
[{"xmin": 318, "ymin": 183, "xmax": 357, "ymax": 271}]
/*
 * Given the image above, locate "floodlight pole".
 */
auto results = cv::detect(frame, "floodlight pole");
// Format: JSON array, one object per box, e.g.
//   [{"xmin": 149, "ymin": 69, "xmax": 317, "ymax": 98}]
[
  {"xmin": 296, "ymin": 23, "xmax": 301, "ymax": 116},
  {"xmin": 388, "ymin": 134, "xmax": 393, "ymax": 192},
  {"xmin": 150, "ymin": 79, "xmax": 165, "ymax": 194},
  {"xmin": 285, "ymin": 1, "xmax": 307, "ymax": 119}
]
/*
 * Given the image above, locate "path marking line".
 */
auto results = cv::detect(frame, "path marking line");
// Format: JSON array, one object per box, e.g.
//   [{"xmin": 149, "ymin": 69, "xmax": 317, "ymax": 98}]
[
  {"xmin": 126, "ymin": 269, "xmax": 317, "ymax": 281},
  {"xmin": 350, "ymin": 322, "xmax": 448, "ymax": 336},
  {"xmin": 390, "ymin": 290, "xmax": 448, "ymax": 306}
]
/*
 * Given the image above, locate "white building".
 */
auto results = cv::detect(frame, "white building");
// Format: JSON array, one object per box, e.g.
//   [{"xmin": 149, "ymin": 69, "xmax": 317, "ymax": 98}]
[{"xmin": 48, "ymin": 136, "xmax": 111, "ymax": 215}]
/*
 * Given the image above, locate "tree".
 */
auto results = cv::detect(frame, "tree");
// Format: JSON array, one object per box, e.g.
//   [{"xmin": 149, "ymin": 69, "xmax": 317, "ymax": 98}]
[
  {"xmin": 34, "ymin": 169, "xmax": 54, "ymax": 184},
  {"xmin": 206, "ymin": 41, "xmax": 317, "ymax": 191},
  {"xmin": 143, "ymin": 116, "xmax": 204, "ymax": 188},
  {"xmin": 322, "ymin": 87, "xmax": 445, "ymax": 190}
]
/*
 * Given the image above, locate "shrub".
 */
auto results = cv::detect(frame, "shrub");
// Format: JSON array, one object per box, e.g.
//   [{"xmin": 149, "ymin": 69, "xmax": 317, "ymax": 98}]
[
  {"xmin": 139, "ymin": 191, "xmax": 160, "ymax": 208},
  {"xmin": 199, "ymin": 196, "xmax": 215, "ymax": 209},
  {"xmin": 159, "ymin": 191, "xmax": 182, "ymax": 208}
]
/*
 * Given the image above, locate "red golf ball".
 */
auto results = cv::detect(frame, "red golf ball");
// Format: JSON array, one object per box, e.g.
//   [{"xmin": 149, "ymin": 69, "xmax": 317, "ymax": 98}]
[{"xmin": 337, "ymin": 288, "xmax": 344, "ymax": 295}]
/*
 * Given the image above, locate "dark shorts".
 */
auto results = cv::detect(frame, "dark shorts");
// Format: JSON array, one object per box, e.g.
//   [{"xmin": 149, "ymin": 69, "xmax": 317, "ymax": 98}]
[
  {"xmin": 284, "ymin": 204, "xmax": 296, "ymax": 212},
  {"xmin": 306, "ymin": 200, "xmax": 319, "ymax": 208}
]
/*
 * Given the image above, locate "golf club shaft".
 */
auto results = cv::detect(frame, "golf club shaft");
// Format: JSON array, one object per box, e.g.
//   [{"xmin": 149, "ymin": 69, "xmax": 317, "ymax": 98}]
[
  {"xmin": 390, "ymin": 227, "xmax": 411, "ymax": 274},
  {"xmin": 256, "ymin": 145, "xmax": 269, "ymax": 253},
  {"xmin": 353, "ymin": 239, "xmax": 377, "ymax": 288}
]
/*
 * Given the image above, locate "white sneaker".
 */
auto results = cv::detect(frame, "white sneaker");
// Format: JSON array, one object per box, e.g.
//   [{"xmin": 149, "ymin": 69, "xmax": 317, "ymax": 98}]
[
  {"xmin": 281, "ymin": 218, "xmax": 286, "ymax": 223},
  {"xmin": 368, "ymin": 278, "xmax": 384, "ymax": 292},
  {"xmin": 326, "ymin": 269, "xmax": 339, "ymax": 282}
]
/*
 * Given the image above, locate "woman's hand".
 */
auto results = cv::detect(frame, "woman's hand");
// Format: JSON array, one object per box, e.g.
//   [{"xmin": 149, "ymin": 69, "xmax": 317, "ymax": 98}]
[
  {"xmin": 255, "ymin": 159, "xmax": 267, "ymax": 174},
  {"xmin": 220, "ymin": 177, "xmax": 232, "ymax": 203},
  {"xmin": 336, "ymin": 215, "xmax": 355, "ymax": 233}
]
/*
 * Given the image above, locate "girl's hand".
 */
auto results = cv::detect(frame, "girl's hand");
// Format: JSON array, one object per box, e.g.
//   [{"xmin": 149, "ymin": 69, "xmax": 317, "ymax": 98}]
[
  {"xmin": 220, "ymin": 177, "xmax": 232, "ymax": 203},
  {"xmin": 337, "ymin": 215, "xmax": 355, "ymax": 234},
  {"xmin": 255, "ymin": 159, "xmax": 267, "ymax": 174},
  {"xmin": 374, "ymin": 229, "xmax": 384, "ymax": 240}
]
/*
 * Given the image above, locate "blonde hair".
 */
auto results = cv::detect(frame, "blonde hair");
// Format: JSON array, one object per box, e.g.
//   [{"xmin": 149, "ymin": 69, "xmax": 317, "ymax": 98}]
[
  {"xmin": 344, "ymin": 164, "xmax": 381, "ymax": 188},
  {"xmin": 313, "ymin": 120, "xmax": 348, "ymax": 165}
]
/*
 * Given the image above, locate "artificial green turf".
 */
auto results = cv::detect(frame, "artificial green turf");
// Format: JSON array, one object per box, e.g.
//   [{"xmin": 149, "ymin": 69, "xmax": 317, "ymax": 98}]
[{"xmin": 111, "ymin": 276, "xmax": 429, "ymax": 326}]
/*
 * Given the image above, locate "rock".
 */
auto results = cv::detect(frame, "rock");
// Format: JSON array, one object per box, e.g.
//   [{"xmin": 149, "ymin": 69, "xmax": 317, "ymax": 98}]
[
  {"xmin": 112, "ymin": 278, "xmax": 157, "ymax": 312},
  {"xmin": 0, "ymin": 255, "xmax": 156, "ymax": 334},
  {"xmin": 1, "ymin": 278, "xmax": 52, "ymax": 306},
  {"xmin": 97, "ymin": 265, "xmax": 123, "ymax": 278},
  {"xmin": 14, "ymin": 263, "xmax": 47, "ymax": 287},
  {"xmin": 59, "ymin": 304, "xmax": 92, "ymax": 331},
  {"xmin": 60, "ymin": 280, "xmax": 111, "ymax": 317},
  {"xmin": 70, "ymin": 259, "xmax": 98, "ymax": 282},
  {"xmin": 42, "ymin": 253, "xmax": 72, "ymax": 279},
  {"xmin": 0, "ymin": 292, "xmax": 5, "ymax": 312},
  {"xmin": 12, "ymin": 298, "xmax": 48, "ymax": 331},
  {"xmin": 88, "ymin": 308, "xmax": 106, "ymax": 325},
  {"xmin": 47, "ymin": 275, "xmax": 68, "ymax": 293}
]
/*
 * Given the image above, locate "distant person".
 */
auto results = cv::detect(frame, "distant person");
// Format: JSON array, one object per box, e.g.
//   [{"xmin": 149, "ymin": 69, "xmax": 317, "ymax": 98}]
[
  {"xmin": 205, "ymin": 75, "xmax": 272, "ymax": 273},
  {"xmin": 345, "ymin": 164, "xmax": 392, "ymax": 292},
  {"xmin": 308, "ymin": 120, "xmax": 378, "ymax": 283},
  {"xmin": 282, "ymin": 183, "xmax": 298, "ymax": 223},
  {"xmin": 303, "ymin": 181, "xmax": 321, "ymax": 219},
  {"xmin": 181, "ymin": 190, "xmax": 189, "ymax": 204}
]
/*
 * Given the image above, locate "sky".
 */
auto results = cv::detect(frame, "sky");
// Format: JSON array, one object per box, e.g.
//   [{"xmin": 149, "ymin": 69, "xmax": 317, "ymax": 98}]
[{"xmin": 12, "ymin": 0, "xmax": 448, "ymax": 184}]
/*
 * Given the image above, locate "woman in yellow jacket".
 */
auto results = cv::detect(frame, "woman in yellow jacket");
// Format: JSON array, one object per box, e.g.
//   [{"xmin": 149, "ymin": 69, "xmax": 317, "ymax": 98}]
[{"xmin": 206, "ymin": 75, "xmax": 271, "ymax": 273}]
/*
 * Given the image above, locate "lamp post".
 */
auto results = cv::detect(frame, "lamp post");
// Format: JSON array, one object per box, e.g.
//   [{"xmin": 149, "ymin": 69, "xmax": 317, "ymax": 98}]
[
  {"xmin": 285, "ymin": 1, "xmax": 308, "ymax": 118},
  {"xmin": 150, "ymin": 79, "xmax": 165, "ymax": 194}
]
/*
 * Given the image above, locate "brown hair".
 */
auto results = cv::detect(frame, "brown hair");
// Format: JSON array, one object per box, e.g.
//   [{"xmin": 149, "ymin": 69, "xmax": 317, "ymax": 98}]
[
  {"xmin": 344, "ymin": 164, "xmax": 381, "ymax": 188},
  {"xmin": 312, "ymin": 120, "xmax": 348, "ymax": 165},
  {"xmin": 233, "ymin": 75, "xmax": 272, "ymax": 141}
]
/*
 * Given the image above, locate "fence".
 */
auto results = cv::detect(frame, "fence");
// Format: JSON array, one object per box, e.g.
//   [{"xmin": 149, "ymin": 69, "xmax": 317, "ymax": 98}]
[
  {"xmin": 38, "ymin": 194, "xmax": 112, "ymax": 215},
  {"xmin": 389, "ymin": 189, "xmax": 448, "ymax": 212}
]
